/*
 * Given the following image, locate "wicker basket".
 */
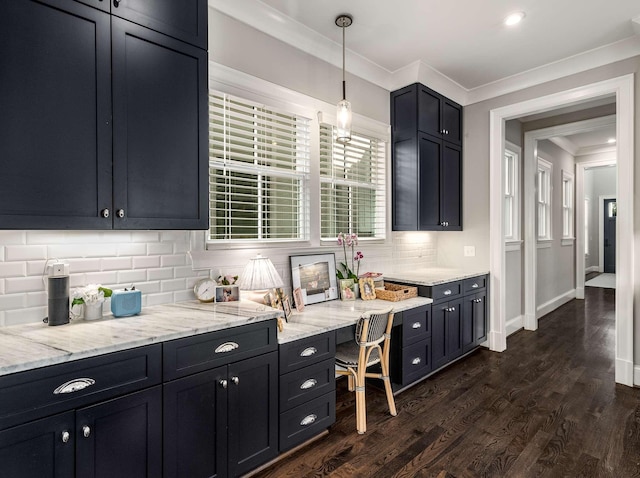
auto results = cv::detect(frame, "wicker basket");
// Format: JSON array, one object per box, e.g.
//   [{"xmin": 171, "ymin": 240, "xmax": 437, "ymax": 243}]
[{"xmin": 375, "ymin": 282, "xmax": 418, "ymax": 302}]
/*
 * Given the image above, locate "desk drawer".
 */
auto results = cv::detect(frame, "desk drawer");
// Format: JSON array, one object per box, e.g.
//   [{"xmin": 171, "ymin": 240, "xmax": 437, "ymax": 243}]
[
  {"xmin": 279, "ymin": 332, "xmax": 335, "ymax": 374},
  {"xmin": 279, "ymin": 358, "xmax": 335, "ymax": 412},
  {"xmin": 163, "ymin": 321, "xmax": 277, "ymax": 381},
  {"xmin": 402, "ymin": 339, "xmax": 431, "ymax": 385},
  {"xmin": 431, "ymin": 281, "xmax": 462, "ymax": 303},
  {"xmin": 463, "ymin": 275, "xmax": 487, "ymax": 294},
  {"xmin": 279, "ymin": 391, "xmax": 335, "ymax": 451},
  {"xmin": 0, "ymin": 344, "xmax": 161, "ymax": 431},
  {"xmin": 402, "ymin": 305, "xmax": 431, "ymax": 346}
]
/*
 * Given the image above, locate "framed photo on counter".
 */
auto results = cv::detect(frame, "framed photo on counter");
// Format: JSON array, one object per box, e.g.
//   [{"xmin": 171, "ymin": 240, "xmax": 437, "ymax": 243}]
[{"xmin": 290, "ymin": 253, "xmax": 338, "ymax": 305}]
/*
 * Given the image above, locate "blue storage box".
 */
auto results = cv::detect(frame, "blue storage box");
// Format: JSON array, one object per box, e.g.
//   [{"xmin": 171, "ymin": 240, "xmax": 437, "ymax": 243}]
[{"xmin": 110, "ymin": 289, "xmax": 142, "ymax": 317}]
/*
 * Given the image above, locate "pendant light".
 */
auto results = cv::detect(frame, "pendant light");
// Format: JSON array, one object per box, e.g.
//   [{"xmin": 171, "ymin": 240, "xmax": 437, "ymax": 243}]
[{"xmin": 335, "ymin": 14, "xmax": 353, "ymax": 143}]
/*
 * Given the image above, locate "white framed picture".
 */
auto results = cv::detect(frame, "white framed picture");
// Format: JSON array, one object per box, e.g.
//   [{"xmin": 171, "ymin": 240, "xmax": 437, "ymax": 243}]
[{"xmin": 290, "ymin": 253, "xmax": 338, "ymax": 305}]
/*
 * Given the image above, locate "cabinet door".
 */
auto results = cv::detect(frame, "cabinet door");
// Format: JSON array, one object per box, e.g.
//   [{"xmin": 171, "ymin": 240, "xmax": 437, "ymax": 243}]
[
  {"xmin": 441, "ymin": 142, "xmax": 462, "ymax": 230},
  {"xmin": 0, "ymin": 0, "xmax": 112, "ymax": 229},
  {"xmin": 418, "ymin": 133, "xmax": 443, "ymax": 230},
  {"xmin": 76, "ymin": 386, "xmax": 162, "ymax": 478},
  {"xmin": 111, "ymin": 0, "xmax": 208, "ymax": 49},
  {"xmin": 0, "ymin": 412, "xmax": 74, "ymax": 478},
  {"xmin": 392, "ymin": 137, "xmax": 419, "ymax": 230},
  {"xmin": 473, "ymin": 291, "xmax": 488, "ymax": 345},
  {"xmin": 446, "ymin": 299, "xmax": 463, "ymax": 361},
  {"xmin": 462, "ymin": 294, "xmax": 475, "ymax": 354},
  {"xmin": 418, "ymin": 86, "xmax": 442, "ymax": 138},
  {"xmin": 111, "ymin": 18, "xmax": 208, "ymax": 230},
  {"xmin": 431, "ymin": 304, "xmax": 448, "ymax": 370},
  {"xmin": 163, "ymin": 368, "xmax": 227, "ymax": 478},
  {"xmin": 442, "ymin": 99, "xmax": 462, "ymax": 146},
  {"xmin": 228, "ymin": 352, "xmax": 278, "ymax": 477}
]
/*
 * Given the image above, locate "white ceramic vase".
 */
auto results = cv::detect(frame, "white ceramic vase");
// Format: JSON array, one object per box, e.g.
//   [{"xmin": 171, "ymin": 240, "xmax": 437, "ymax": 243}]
[{"xmin": 84, "ymin": 303, "xmax": 103, "ymax": 321}]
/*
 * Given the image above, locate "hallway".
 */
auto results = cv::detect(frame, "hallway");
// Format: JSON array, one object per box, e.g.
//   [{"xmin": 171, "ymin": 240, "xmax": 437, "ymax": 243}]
[{"xmin": 260, "ymin": 287, "xmax": 640, "ymax": 477}]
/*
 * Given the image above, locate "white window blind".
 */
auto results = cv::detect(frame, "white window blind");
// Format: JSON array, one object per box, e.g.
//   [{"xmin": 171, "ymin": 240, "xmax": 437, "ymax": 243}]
[
  {"xmin": 208, "ymin": 92, "xmax": 311, "ymax": 241},
  {"xmin": 319, "ymin": 123, "xmax": 386, "ymax": 240}
]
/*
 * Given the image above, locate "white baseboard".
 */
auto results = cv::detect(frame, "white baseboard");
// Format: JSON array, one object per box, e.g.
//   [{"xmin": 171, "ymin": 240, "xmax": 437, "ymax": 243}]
[
  {"xmin": 506, "ymin": 315, "xmax": 524, "ymax": 336},
  {"xmin": 536, "ymin": 289, "xmax": 576, "ymax": 319},
  {"xmin": 489, "ymin": 330, "xmax": 507, "ymax": 352},
  {"xmin": 585, "ymin": 266, "xmax": 600, "ymax": 273},
  {"xmin": 615, "ymin": 359, "xmax": 635, "ymax": 387},
  {"xmin": 632, "ymin": 365, "xmax": 640, "ymax": 387}
]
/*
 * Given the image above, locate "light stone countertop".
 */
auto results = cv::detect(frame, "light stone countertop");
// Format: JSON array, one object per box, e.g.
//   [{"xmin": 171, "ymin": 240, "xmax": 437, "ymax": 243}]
[
  {"xmin": 0, "ymin": 300, "xmax": 281, "ymax": 377},
  {"xmin": 384, "ymin": 267, "xmax": 489, "ymax": 287},
  {"xmin": 278, "ymin": 296, "xmax": 433, "ymax": 344}
]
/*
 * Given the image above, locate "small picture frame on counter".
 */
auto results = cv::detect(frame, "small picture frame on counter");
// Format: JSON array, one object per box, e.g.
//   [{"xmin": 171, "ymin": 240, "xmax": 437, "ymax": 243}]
[
  {"xmin": 359, "ymin": 277, "xmax": 376, "ymax": 300},
  {"xmin": 215, "ymin": 285, "xmax": 239, "ymax": 302},
  {"xmin": 339, "ymin": 279, "xmax": 356, "ymax": 301},
  {"xmin": 282, "ymin": 296, "xmax": 292, "ymax": 320},
  {"xmin": 293, "ymin": 287, "xmax": 305, "ymax": 312}
]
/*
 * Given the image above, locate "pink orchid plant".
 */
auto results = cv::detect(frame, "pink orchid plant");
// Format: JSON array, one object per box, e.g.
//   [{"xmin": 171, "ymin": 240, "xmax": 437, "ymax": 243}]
[{"xmin": 337, "ymin": 232, "xmax": 363, "ymax": 280}]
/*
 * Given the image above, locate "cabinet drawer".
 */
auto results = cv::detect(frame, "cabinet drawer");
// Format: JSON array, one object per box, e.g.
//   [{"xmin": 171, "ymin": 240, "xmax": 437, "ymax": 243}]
[
  {"xmin": 431, "ymin": 281, "xmax": 462, "ymax": 303},
  {"xmin": 402, "ymin": 339, "xmax": 432, "ymax": 385},
  {"xmin": 279, "ymin": 391, "xmax": 335, "ymax": 452},
  {"xmin": 163, "ymin": 321, "xmax": 277, "ymax": 381},
  {"xmin": 402, "ymin": 305, "xmax": 431, "ymax": 346},
  {"xmin": 279, "ymin": 332, "xmax": 336, "ymax": 374},
  {"xmin": 279, "ymin": 359, "xmax": 336, "ymax": 412},
  {"xmin": 0, "ymin": 344, "xmax": 161, "ymax": 431},
  {"xmin": 463, "ymin": 275, "xmax": 487, "ymax": 294}
]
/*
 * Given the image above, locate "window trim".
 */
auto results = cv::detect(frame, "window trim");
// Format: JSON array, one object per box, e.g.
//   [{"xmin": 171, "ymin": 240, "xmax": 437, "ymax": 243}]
[
  {"xmin": 561, "ymin": 169, "xmax": 574, "ymax": 240},
  {"xmin": 537, "ymin": 156, "xmax": 553, "ymax": 241},
  {"xmin": 504, "ymin": 141, "xmax": 521, "ymax": 242}
]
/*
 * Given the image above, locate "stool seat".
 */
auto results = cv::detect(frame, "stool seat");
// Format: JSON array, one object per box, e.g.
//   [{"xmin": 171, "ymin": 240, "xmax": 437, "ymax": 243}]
[{"xmin": 336, "ymin": 342, "xmax": 380, "ymax": 367}]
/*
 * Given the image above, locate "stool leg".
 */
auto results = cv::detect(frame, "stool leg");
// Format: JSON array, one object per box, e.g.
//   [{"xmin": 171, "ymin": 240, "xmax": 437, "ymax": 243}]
[
  {"xmin": 380, "ymin": 357, "xmax": 397, "ymax": 416},
  {"xmin": 347, "ymin": 374, "xmax": 355, "ymax": 392},
  {"xmin": 355, "ymin": 365, "xmax": 367, "ymax": 434}
]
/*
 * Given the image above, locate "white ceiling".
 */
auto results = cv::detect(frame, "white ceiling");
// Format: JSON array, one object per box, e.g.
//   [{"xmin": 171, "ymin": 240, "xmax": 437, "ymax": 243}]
[{"xmin": 210, "ymin": 0, "xmax": 640, "ymax": 104}]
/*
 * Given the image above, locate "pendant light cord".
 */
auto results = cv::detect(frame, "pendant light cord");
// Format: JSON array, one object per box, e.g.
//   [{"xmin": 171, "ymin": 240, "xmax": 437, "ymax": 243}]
[{"xmin": 342, "ymin": 23, "xmax": 346, "ymax": 100}]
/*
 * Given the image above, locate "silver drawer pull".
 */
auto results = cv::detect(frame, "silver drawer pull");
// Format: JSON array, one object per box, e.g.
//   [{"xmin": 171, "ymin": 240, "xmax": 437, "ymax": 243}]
[
  {"xmin": 300, "ymin": 379, "xmax": 317, "ymax": 390},
  {"xmin": 300, "ymin": 414, "xmax": 317, "ymax": 426},
  {"xmin": 411, "ymin": 322, "xmax": 421, "ymax": 329},
  {"xmin": 82, "ymin": 425, "xmax": 91, "ymax": 438},
  {"xmin": 412, "ymin": 357, "xmax": 421, "ymax": 365},
  {"xmin": 53, "ymin": 378, "xmax": 95, "ymax": 395},
  {"xmin": 472, "ymin": 283, "xmax": 479, "ymax": 288},
  {"xmin": 300, "ymin": 347, "xmax": 317, "ymax": 357},
  {"xmin": 61, "ymin": 431, "xmax": 70, "ymax": 443},
  {"xmin": 443, "ymin": 289, "xmax": 452, "ymax": 295},
  {"xmin": 475, "ymin": 298, "xmax": 483, "ymax": 303},
  {"xmin": 215, "ymin": 342, "xmax": 239, "ymax": 354}
]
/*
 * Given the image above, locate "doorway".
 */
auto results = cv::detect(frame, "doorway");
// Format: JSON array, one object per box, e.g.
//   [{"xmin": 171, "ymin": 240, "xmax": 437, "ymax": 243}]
[{"xmin": 603, "ymin": 198, "xmax": 617, "ymax": 273}]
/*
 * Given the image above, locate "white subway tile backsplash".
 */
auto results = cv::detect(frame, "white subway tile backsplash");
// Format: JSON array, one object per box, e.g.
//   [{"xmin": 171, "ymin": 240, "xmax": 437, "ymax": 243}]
[
  {"xmin": 145, "ymin": 292, "xmax": 173, "ymax": 306},
  {"xmin": 148, "ymin": 268, "xmax": 174, "ymax": 281},
  {"xmin": 161, "ymin": 231, "xmax": 188, "ymax": 242},
  {"xmin": 0, "ymin": 280, "xmax": 4, "ymax": 294},
  {"xmin": 5, "ymin": 245, "xmax": 48, "ymax": 262},
  {"xmin": 26, "ymin": 291, "xmax": 47, "ymax": 308},
  {"xmin": 174, "ymin": 290, "xmax": 194, "ymax": 302},
  {"xmin": 69, "ymin": 274, "xmax": 87, "ymax": 288},
  {"xmin": 0, "ymin": 246, "xmax": 4, "ymax": 261},
  {"xmin": 68, "ymin": 258, "xmax": 102, "ymax": 273},
  {"xmin": 117, "ymin": 243, "xmax": 147, "ymax": 257},
  {"xmin": 101, "ymin": 257, "xmax": 133, "ymax": 271},
  {"xmin": 0, "ymin": 312, "xmax": 4, "ymax": 327},
  {"xmin": 0, "ymin": 231, "xmax": 26, "ymax": 245},
  {"xmin": 117, "ymin": 270, "xmax": 147, "ymax": 284},
  {"xmin": 26, "ymin": 261, "xmax": 47, "ymax": 276},
  {"xmin": 6, "ymin": 276, "xmax": 44, "ymax": 294},
  {"xmin": 0, "ymin": 262, "xmax": 26, "ymax": 278},
  {"xmin": 5, "ymin": 306, "xmax": 47, "ymax": 326},
  {"xmin": 161, "ymin": 278, "xmax": 187, "ymax": 293},
  {"xmin": 135, "ymin": 281, "xmax": 161, "ymax": 294},
  {"xmin": 0, "ymin": 294, "xmax": 26, "ymax": 311},
  {"xmin": 161, "ymin": 254, "xmax": 186, "ymax": 268},
  {"xmin": 133, "ymin": 256, "xmax": 161, "ymax": 269},
  {"xmin": 85, "ymin": 271, "xmax": 118, "ymax": 285},
  {"xmin": 147, "ymin": 243, "xmax": 173, "ymax": 255},
  {"xmin": 48, "ymin": 243, "xmax": 118, "ymax": 259},
  {"xmin": 132, "ymin": 232, "xmax": 160, "ymax": 243},
  {"xmin": 174, "ymin": 266, "xmax": 197, "ymax": 278}
]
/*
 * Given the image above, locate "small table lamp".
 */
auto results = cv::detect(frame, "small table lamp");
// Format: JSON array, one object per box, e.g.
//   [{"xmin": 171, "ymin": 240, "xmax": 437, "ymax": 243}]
[{"xmin": 237, "ymin": 254, "xmax": 285, "ymax": 330}]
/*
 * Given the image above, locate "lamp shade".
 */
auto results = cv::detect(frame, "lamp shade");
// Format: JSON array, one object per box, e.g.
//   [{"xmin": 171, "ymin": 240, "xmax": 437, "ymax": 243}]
[{"xmin": 237, "ymin": 254, "xmax": 284, "ymax": 290}]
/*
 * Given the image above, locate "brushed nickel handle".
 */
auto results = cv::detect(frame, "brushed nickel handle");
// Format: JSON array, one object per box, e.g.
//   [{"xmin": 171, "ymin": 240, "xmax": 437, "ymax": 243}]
[
  {"xmin": 101, "ymin": 208, "xmax": 110, "ymax": 218},
  {"xmin": 215, "ymin": 342, "xmax": 239, "ymax": 354},
  {"xmin": 61, "ymin": 431, "xmax": 70, "ymax": 443},
  {"xmin": 472, "ymin": 283, "xmax": 479, "ymax": 288},
  {"xmin": 443, "ymin": 289, "xmax": 452, "ymax": 296},
  {"xmin": 412, "ymin": 357, "xmax": 421, "ymax": 365},
  {"xmin": 53, "ymin": 378, "xmax": 95, "ymax": 395},
  {"xmin": 116, "ymin": 208, "xmax": 125, "ymax": 218},
  {"xmin": 231, "ymin": 376, "xmax": 239, "ymax": 385},
  {"xmin": 300, "ymin": 347, "xmax": 317, "ymax": 357},
  {"xmin": 300, "ymin": 379, "xmax": 317, "ymax": 390},
  {"xmin": 219, "ymin": 379, "xmax": 228, "ymax": 389},
  {"xmin": 412, "ymin": 322, "xmax": 421, "ymax": 329},
  {"xmin": 300, "ymin": 414, "xmax": 317, "ymax": 426},
  {"xmin": 82, "ymin": 426, "xmax": 91, "ymax": 438}
]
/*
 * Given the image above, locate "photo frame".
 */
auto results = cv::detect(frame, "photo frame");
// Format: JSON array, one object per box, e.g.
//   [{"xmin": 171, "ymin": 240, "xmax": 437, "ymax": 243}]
[
  {"xmin": 293, "ymin": 287, "xmax": 305, "ymax": 312},
  {"xmin": 215, "ymin": 285, "xmax": 239, "ymax": 302},
  {"xmin": 339, "ymin": 278, "xmax": 356, "ymax": 301},
  {"xmin": 359, "ymin": 277, "xmax": 376, "ymax": 300},
  {"xmin": 282, "ymin": 296, "xmax": 292, "ymax": 320},
  {"xmin": 290, "ymin": 253, "xmax": 338, "ymax": 306}
]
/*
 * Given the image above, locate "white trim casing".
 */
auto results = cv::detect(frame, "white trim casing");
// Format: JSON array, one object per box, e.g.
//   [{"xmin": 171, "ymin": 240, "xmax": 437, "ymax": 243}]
[{"xmin": 489, "ymin": 75, "xmax": 634, "ymax": 387}]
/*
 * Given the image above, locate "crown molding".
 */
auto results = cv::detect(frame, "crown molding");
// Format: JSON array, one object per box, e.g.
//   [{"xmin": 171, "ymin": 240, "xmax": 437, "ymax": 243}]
[
  {"xmin": 209, "ymin": 0, "xmax": 640, "ymax": 106},
  {"xmin": 575, "ymin": 144, "xmax": 617, "ymax": 157},
  {"xmin": 548, "ymin": 136, "xmax": 578, "ymax": 156}
]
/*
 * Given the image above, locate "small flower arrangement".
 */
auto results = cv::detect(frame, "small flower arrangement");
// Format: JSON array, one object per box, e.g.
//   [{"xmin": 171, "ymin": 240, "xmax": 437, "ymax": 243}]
[
  {"xmin": 71, "ymin": 284, "xmax": 112, "ymax": 306},
  {"xmin": 217, "ymin": 275, "xmax": 238, "ymax": 285},
  {"xmin": 336, "ymin": 232, "xmax": 364, "ymax": 280}
]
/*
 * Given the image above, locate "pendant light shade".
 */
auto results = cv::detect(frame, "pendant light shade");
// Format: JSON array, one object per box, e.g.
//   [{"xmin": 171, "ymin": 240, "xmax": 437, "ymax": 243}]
[{"xmin": 336, "ymin": 14, "xmax": 353, "ymax": 143}]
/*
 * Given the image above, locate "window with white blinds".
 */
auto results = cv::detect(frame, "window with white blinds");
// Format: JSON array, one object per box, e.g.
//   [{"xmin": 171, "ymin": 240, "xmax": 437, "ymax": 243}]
[
  {"xmin": 208, "ymin": 92, "xmax": 311, "ymax": 241},
  {"xmin": 319, "ymin": 123, "xmax": 386, "ymax": 240}
]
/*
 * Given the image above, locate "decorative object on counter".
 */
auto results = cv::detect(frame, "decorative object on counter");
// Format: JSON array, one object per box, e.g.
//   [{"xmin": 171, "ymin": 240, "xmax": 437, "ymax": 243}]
[
  {"xmin": 71, "ymin": 284, "xmax": 112, "ymax": 321},
  {"xmin": 193, "ymin": 277, "xmax": 216, "ymax": 302},
  {"xmin": 375, "ymin": 282, "xmax": 418, "ymax": 302},
  {"xmin": 217, "ymin": 274, "xmax": 238, "ymax": 285},
  {"xmin": 335, "ymin": 14, "xmax": 353, "ymax": 143},
  {"xmin": 282, "ymin": 296, "xmax": 292, "ymax": 320},
  {"xmin": 293, "ymin": 287, "xmax": 305, "ymax": 312},
  {"xmin": 237, "ymin": 254, "xmax": 283, "ymax": 308},
  {"xmin": 110, "ymin": 287, "xmax": 142, "ymax": 317},
  {"xmin": 339, "ymin": 278, "xmax": 356, "ymax": 301},
  {"xmin": 336, "ymin": 232, "xmax": 363, "ymax": 280},
  {"xmin": 216, "ymin": 285, "xmax": 239, "ymax": 302},
  {"xmin": 46, "ymin": 275, "xmax": 70, "ymax": 326},
  {"xmin": 290, "ymin": 253, "xmax": 338, "ymax": 306},
  {"xmin": 360, "ymin": 271, "xmax": 384, "ymax": 289},
  {"xmin": 358, "ymin": 277, "xmax": 377, "ymax": 300}
]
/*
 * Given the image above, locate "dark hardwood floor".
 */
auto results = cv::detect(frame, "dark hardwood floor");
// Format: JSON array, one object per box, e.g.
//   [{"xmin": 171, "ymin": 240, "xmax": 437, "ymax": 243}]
[{"xmin": 259, "ymin": 286, "xmax": 640, "ymax": 477}]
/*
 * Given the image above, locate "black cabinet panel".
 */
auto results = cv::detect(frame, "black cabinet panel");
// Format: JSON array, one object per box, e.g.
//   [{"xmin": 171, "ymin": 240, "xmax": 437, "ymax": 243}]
[
  {"xmin": 447, "ymin": 299, "xmax": 463, "ymax": 361},
  {"xmin": 418, "ymin": 133, "xmax": 442, "ymax": 229},
  {"xmin": 402, "ymin": 305, "xmax": 431, "ymax": 346},
  {"xmin": 401, "ymin": 339, "xmax": 432, "ymax": 384},
  {"xmin": 279, "ymin": 392, "xmax": 335, "ymax": 452},
  {"xmin": 442, "ymin": 98, "xmax": 462, "ymax": 145},
  {"xmin": 0, "ymin": 412, "xmax": 74, "ymax": 478},
  {"xmin": 0, "ymin": 0, "xmax": 112, "ymax": 229},
  {"xmin": 111, "ymin": 18, "xmax": 208, "ymax": 230},
  {"xmin": 463, "ymin": 290, "xmax": 488, "ymax": 353},
  {"xmin": 163, "ymin": 368, "xmax": 227, "ymax": 478},
  {"xmin": 441, "ymin": 143, "xmax": 462, "ymax": 230},
  {"xmin": 279, "ymin": 358, "xmax": 336, "ymax": 412},
  {"xmin": 76, "ymin": 386, "xmax": 162, "ymax": 478},
  {"xmin": 392, "ymin": 137, "xmax": 419, "ymax": 230},
  {"xmin": 279, "ymin": 331, "xmax": 335, "ymax": 374},
  {"xmin": 418, "ymin": 86, "xmax": 441, "ymax": 138},
  {"xmin": 431, "ymin": 299, "xmax": 462, "ymax": 370}
]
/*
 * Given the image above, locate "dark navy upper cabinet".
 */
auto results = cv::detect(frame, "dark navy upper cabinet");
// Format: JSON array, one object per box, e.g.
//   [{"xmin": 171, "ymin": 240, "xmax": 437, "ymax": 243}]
[
  {"xmin": 391, "ymin": 83, "xmax": 463, "ymax": 231},
  {"xmin": 0, "ymin": 0, "xmax": 208, "ymax": 230}
]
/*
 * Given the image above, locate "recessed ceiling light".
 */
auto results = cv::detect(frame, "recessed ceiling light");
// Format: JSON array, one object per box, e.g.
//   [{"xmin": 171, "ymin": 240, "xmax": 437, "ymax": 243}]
[
  {"xmin": 504, "ymin": 11, "xmax": 525, "ymax": 26},
  {"xmin": 608, "ymin": 138, "xmax": 616, "ymax": 144}
]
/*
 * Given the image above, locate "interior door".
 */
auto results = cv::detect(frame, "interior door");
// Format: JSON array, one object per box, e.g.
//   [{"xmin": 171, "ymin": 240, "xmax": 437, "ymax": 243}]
[{"xmin": 603, "ymin": 198, "xmax": 616, "ymax": 273}]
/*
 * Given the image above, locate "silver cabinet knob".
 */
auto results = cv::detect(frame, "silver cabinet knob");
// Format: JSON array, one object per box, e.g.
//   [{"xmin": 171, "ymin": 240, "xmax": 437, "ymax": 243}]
[
  {"xmin": 116, "ymin": 209, "xmax": 125, "ymax": 218},
  {"xmin": 219, "ymin": 379, "xmax": 228, "ymax": 389},
  {"xmin": 101, "ymin": 208, "xmax": 110, "ymax": 218},
  {"xmin": 412, "ymin": 357, "xmax": 421, "ymax": 365},
  {"xmin": 62, "ymin": 431, "xmax": 70, "ymax": 443},
  {"xmin": 412, "ymin": 322, "xmax": 421, "ymax": 329},
  {"xmin": 82, "ymin": 426, "xmax": 91, "ymax": 438},
  {"xmin": 231, "ymin": 376, "xmax": 239, "ymax": 385}
]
